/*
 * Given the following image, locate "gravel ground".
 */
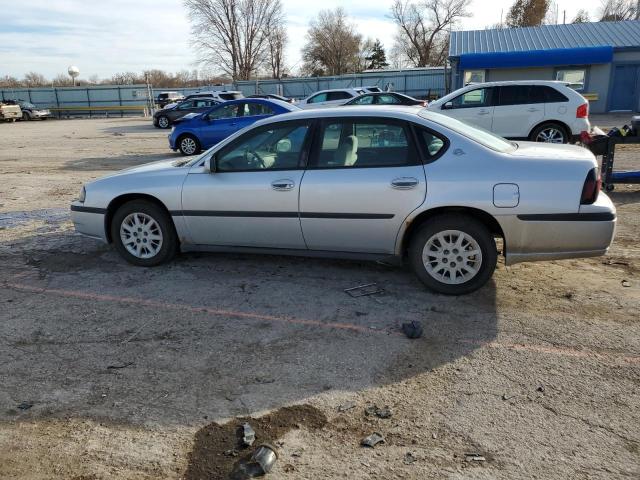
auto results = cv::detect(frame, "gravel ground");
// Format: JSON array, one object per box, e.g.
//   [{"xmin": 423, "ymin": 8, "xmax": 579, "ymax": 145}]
[{"xmin": 0, "ymin": 117, "xmax": 639, "ymax": 479}]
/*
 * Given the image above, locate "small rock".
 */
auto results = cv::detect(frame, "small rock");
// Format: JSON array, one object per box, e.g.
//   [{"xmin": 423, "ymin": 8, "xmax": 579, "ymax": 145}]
[
  {"xmin": 537, "ymin": 385, "xmax": 545, "ymax": 393},
  {"xmin": 224, "ymin": 449, "xmax": 239, "ymax": 457},
  {"xmin": 465, "ymin": 453, "xmax": 486, "ymax": 462},
  {"xmin": 404, "ymin": 452, "xmax": 417, "ymax": 465},
  {"xmin": 338, "ymin": 401, "xmax": 356, "ymax": 412},
  {"xmin": 364, "ymin": 405, "xmax": 392, "ymax": 419},
  {"xmin": 361, "ymin": 432, "xmax": 385, "ymax": 448},
  {"xmin": 431, "ymin": 432, "xmax": 437, "ymax": 439},
  {"xmin": 401, "ymin": 320, "xmax": 423, "ymax": 339},
  {"xmin": 622, "ymin": 280, "xmax": 631, "ymax": 287},
  {"xmin": 17, "ymin": 402, "xmax": 33, "ymax": 411},
  {"xmin": 283, "ymin": 464, "xmax": 295, "ymax": 473}
]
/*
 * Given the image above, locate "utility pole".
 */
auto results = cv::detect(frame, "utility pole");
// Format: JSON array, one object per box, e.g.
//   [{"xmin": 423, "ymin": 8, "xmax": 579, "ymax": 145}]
[{"xmin": 637, "ymin": 0, "xmax": 640, "ymax": 20}]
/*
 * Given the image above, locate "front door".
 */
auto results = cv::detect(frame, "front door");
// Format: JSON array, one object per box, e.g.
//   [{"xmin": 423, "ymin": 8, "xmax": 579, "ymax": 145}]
[
  {"xmin": 439, "ymin": 87, "xmax": 495, "ymax": 131},
  {"xmin": 610, "ymin": 65, "xmax": 639, "ymax": 112},
  {"xmin": 198, "ymin": 103, "xmax": 242, "ymax": 148},
  {"xmin": 299, "ymin": 118, "xmax": 428, "ymax": 254},
  {"xmin": 181, "ymin": 120, "xmax": 312, "ymax": 248}
]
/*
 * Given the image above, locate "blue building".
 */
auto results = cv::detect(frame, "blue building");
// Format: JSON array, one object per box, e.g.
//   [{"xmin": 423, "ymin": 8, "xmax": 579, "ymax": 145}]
[{"xmin": 448, "ymin": 20, "xmax": 640, "ymax": 113}]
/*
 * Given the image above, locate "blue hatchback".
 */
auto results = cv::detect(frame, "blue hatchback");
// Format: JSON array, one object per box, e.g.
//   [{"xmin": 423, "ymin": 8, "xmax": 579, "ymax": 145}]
[{"xmin": 169, "ymin": 98, "xmax": 299, "ymax": 155}]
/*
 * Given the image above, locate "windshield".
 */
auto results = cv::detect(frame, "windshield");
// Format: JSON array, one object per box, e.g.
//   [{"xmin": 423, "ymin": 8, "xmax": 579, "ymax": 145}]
[
  {"xmin": 21, "ymin": 102, "xmax": 36, "ymax": 108},
  {"xmin": 419, "ymin": 110, "xmax": 516, "ymax": 153}
]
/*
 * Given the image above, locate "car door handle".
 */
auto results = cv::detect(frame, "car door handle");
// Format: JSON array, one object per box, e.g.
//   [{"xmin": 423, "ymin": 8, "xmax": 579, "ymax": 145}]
[
  {"xmin": 477, "ymin": 109, "xmax": 491, "ymax": 115},
  {"xmin": 527, "ymin": 107, "xmax": 540, "ymax": 112},
  {"xmin": 391, "ymin": 177, "xmax": 419, "ymax": 189},
  {"xmin": 271, "ymin": 179, "xmax": 295, "ymax": 191}
]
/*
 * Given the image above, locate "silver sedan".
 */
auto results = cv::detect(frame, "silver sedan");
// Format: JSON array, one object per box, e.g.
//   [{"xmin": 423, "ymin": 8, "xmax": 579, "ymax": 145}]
[{"xmin": 70, "ymin": 106, "xmax": 616, "ymax": 295}]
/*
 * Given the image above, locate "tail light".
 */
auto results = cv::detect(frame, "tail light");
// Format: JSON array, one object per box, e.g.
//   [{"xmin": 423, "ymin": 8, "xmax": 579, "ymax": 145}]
[
  {"xmin": 580, "ymin": 168, "xmax": 601, "ymax": 205},
  {"xmin": 576, "ymin": 103, "xmax": 588, "ymax": 118}
]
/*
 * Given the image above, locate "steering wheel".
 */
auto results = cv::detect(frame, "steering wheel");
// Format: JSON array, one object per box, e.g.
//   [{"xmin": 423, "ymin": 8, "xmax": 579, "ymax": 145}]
[{"xmin": 245, "ymin": 148, "xmax": 266, "ymax": 169}]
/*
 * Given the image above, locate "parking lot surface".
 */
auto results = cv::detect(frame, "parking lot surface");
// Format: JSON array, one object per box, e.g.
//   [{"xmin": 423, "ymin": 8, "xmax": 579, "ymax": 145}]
[{"xmin": 1, "ymin": 118, "xmax": 639, "ymax": 479}]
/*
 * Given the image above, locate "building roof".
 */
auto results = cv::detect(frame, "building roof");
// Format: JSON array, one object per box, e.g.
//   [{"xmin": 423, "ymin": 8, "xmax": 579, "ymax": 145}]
[{"xmin": 449, "ymin": 20, "xmax": 640, "ymax": 57}]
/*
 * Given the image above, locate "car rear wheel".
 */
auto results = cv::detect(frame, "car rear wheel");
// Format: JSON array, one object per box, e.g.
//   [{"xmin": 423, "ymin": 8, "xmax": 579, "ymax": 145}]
[
  {"xmin": 408, "ymin": 214, "xmax": 497, "ymax": 295},
  {"xmin": 22, "ymin": 112, "xmax": 31, "ymax": 121},
  {"xmin": 111, "ymin": 200, "xmax": 178, "ymax": 267},
  {"xmin": 157, "ymin": 115, "xmax": 170, "ymax": 129},
  {"xmin": 530, "ymin": 123, "xmax": 568, "ymax": 144},
  {"xmin": 178, "ymin": 134, "xmax": 201, "ymax": 156}
]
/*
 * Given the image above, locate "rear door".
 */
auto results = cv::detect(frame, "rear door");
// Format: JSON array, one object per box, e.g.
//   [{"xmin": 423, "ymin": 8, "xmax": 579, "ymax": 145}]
[
  {"xmin": 439, "ymin": 87, "xmax": 495, "ymax": 131},
  {"xmin": 298, "ymin": 117, "xmax": 427, "ymax": 253},
  {"xmin": 491, "ymin": 85, "xmax": 545, "ymax": 138}
]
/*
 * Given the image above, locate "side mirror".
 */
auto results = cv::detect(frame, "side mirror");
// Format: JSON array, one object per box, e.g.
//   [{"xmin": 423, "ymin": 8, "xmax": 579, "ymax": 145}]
[
  {"xmin": 442, "ymin": 101, "xmax": 453, "ymax": 110},
  {"xmin": 205, "ymin": 154, "xmax": 217, "ymax": 173}
]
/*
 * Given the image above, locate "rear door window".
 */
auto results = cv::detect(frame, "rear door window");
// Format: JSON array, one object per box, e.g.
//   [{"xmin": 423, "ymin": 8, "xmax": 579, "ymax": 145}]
[
  {"xmin": 377, "ymin": 94, "xmax": 402, "ymax": 104},
  {"xmin": 352, "ymin": 95, "xmax": 374, "ymax": 105},
  {"xmin": 312, "ymin": 119, "xmax": 417, "ymax": 168},
  {"xmin": 240, "ymin": 103, "xmax": 275, "ymax": 116},
  {"xmin": 327, "ymin": 91, "xmax": 353, "ymax": 101}
]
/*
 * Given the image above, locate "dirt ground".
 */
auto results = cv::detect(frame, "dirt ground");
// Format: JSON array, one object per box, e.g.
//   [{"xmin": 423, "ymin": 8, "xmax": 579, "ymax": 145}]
[{"xmin": 0, "ymin": 117, "xmax": 639, "ymax": 479}]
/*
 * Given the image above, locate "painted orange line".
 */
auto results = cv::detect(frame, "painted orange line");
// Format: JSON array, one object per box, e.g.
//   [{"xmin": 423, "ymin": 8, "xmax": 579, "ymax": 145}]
[{"xmin": 4, "ymin": 281, "xmax": 393, "ymax": 335}]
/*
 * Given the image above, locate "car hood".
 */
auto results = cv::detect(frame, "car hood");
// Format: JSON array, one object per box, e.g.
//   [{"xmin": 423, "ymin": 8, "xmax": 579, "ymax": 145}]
[
  {"xmin": 510, "ymin": 141, "xmax": 596, "ymax": 162},
  {"xmin": 97, "ymin": 158, "xmax": 185, "ymax": 180}
]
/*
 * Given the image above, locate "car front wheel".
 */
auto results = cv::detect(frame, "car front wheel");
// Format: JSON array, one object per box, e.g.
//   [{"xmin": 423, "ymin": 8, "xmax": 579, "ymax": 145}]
[
  {"xmin": 178, "ymin": 134, "xmax": 201, "ymax": 156},
  {"xmin": 111, "ymin": 200, "xmax": 178, "ymax": 267},
  {"xmin": 22, "ymin": 112, "xmax": 31, "ymax": 121},
  {"xmin": 409, "ymin": 214, "xmax": 497, "ymax": 295},
  {"xmin": 157, "ymin": 115, "xmax": 170, "ymax": 129}
]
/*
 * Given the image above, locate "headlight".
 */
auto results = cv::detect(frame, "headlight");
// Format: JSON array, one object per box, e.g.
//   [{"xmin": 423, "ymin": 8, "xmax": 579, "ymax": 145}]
[{"xmin": 78, "ymin": 186, "xmax": 86, "ymax": 203}]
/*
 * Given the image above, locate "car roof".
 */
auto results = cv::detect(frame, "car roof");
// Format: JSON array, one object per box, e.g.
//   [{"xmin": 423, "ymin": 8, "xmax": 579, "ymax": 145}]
[
  {"xmin": 193, "ymin": 90, "xmax": 242, "ymax": 94},
  {"xmin": 465, "ymin": 80, "xmax": 569, "ymax": 87},
  {"xmin": 311, "ymin": 88, "xmax": 365, "ymax": 94},
  {"xmin": 212, "ymin": 97, "xmax": 299, "ymax": 110},
  {"xmin": 252, "ymin": 105, "xmax": 424, "ymax": 126}
]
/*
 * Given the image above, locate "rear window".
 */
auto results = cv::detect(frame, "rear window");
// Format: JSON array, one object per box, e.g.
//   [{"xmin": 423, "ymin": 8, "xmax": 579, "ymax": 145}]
[
  {"xmin": 419, "ymin": 111, "xmax": 516, "ymax": 153},
  {"xmin": 219, "ymin": 92, "xmax": 244, "ymax": 100},
  {"xmin": 497, "ymin": 85, "xmax": 568, "ymax": 105}
]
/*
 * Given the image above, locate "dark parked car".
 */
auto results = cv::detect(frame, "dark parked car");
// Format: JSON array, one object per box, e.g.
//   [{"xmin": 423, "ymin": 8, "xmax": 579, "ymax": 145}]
[
  {"xmin": 16, "ymin": 100, "xmax": 52, "ymax": 120},
  {"xmin": 344, "ymin": 92, "xmax": 427, "ymax": 107},
  {"xmin": 153, "ymin": 98, "xmax": 219, "ymax": 129},
  {"xmin": 156, "ymin": 91, "xmax": 185, "ymax": 108},
  {"xmin": 184, "ymin": 90, "xmax": 244, "ymax": 102}
]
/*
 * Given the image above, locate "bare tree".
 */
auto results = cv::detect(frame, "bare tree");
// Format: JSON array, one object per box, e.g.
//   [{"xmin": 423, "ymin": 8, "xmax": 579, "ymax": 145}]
[
  {"xmin": 572, "ymin": 9, "xmax": 591, "ymax": 22},
  {"xmin": 0, "ymin": 76, "xmax": 21, "ymax": 88},
  {"xmin": 266, "ymin": 23, "xmax": 287, "ymax": 78},
  {"xmin": 599, "ymin": 0, "xmax": 637, "ymax": 20},
  {"xmin": 52, "ymin": 74, "xmax": 73, "ymax": 86},
  {"xmin": 505, "ymin": 0, "xmax": 550, "ymax": 27},
  {"xmin": 22, "ymin": 72, "xmax": 48, "ymax": 87},
  {"xmin": 390, "ymin": 0, "xmax": 470, "ymax": 68},
  {"xmin": 184, "ymin": 0, "xmax": 284, "ymax": 81},
  {"xmin": 301, "ymin": 8, "xmax": 363, "ymax": 76}
]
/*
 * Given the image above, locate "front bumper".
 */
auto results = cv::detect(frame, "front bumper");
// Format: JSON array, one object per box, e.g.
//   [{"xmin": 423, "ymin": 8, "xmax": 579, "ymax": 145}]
[
  {"xmin": 32, "ymin": 110, "xmax": 52, "ymax": 119},
  {"xmin": 70, "ymin": 203, "xmax": 108, "ymax": 242},
  {"xmin": 501, "ymin": 193, "xmax": 617, "ymax": 266}
]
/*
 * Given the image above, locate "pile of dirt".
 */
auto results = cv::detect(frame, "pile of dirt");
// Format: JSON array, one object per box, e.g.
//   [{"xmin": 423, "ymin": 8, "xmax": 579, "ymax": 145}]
[{"xmin": 184, "ymin": 404, "xmax": 326, "ymax": 480}]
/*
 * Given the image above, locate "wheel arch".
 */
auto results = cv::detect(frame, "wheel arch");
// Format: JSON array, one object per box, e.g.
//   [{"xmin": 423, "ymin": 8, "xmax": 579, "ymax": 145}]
[
  {"xmin": 399, "ymin": 206, "xmax": 505, "ymax": 257},
  {"xmin": 104, "ymin": 193, "xmax": 177, "ymax": 244},
  {"xmin": 528, "ymin": 119, "xmax": 571, "ymax": 142}
]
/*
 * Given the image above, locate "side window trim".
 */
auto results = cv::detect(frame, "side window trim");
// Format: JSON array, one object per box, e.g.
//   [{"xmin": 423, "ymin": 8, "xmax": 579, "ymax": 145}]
[
  {"xmin": 306, "ymin": 116, "xmax": 421, "ymax": 170},
  {"xmin": 409, "ymin": 123, "xmax": 450, "ymax": 165}
]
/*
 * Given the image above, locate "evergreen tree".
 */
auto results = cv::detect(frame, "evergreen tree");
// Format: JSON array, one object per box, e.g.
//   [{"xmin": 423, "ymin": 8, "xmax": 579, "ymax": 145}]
[{"xmin": 366, "ymin": 40, "xmax": 390, "ymax": 70}]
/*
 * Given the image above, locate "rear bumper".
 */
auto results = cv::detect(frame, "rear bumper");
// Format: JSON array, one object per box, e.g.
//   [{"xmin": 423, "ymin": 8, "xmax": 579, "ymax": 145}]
[
  {"xmin": 500, "ymin": 194, "xmax": 617, "ymax": 266},
  {"xmin": 70, "ymin": 203, "xmax": 108, "ymax": 242}
]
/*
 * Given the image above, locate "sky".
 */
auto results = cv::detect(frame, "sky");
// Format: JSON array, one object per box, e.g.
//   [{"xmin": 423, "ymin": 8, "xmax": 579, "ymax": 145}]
[{"xmin": 0, "ymin": 0, "xmax": 608, "ymax": 80}]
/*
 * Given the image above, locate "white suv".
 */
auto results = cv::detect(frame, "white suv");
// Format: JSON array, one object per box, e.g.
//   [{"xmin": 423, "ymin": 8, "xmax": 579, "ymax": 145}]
[
  {"xmin": 428, "ymin": 81, "xmax": 590, "ymax": 143},
  {"xmin": 298, "ymin": 88, "xmax": 367, "ymax": 109}
]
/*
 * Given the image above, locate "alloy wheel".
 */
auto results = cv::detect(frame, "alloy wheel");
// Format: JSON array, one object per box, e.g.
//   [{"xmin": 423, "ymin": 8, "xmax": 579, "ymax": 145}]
[
  {"xmin": 180, "ymin": 137, "xmax": 197, "ymax": 155},
  {"xmin": 422, "ymin": 229, "xmax": 483, "ymax": 285},
  {"xmin": 119, "ymin": 212, "xmax": 163, "ymax": 259},
  {"xmin": 536, "ymin": 127, "xmax": 565, "ymax": 143},
  {"xmin": 158, "ymin": 116, "xmax": 169, "ymax": 128}
]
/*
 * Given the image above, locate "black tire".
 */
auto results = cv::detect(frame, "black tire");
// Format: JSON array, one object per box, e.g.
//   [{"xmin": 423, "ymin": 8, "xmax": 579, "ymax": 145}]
[
  {"xmin": 22, "ymin": 112, "xmax": 31, "ymax": 121},
  {"xmin": 529, "ymin": 122, "xmax": 568, "ymax": 144},
  {"xmin": 157, "ymin": 115, "xmax": 171, "ymax": 129},
  {"xmin": 408, "ymin": 214, "xmax": 497, "ymax": 295},
  {"xmin": 111, "ymin": 200, "xmax": 178, "ymax": 267},
  {"xmin": 178, "ymin": 134, "xmax": 201, "ymax": 156}
]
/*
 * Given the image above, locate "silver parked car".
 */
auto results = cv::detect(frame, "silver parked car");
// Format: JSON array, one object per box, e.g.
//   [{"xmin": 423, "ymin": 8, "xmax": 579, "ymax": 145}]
[{"xmin": 71, "ymin": 107, "xmax": 616, "ymax": 295}]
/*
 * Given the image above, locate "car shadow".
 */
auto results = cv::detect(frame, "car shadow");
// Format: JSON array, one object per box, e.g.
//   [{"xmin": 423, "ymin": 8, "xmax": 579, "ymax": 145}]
[
  {"xmin": 1, "ymin": 228, "xmax": 498, "ymax": 428},
  {"xmin": 61, "ymin": 153, "xmax": 180, "ymax": 171},
  {"xmin": 99, "ymin": 119, "xmax": 161, "ymax": 135},
  {"xmin": 607, "ymin": 189, "xmax": 640, "ymax": 206}
]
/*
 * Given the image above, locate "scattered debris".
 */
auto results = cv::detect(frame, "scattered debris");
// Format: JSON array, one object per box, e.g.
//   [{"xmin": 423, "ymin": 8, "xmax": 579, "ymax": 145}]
[
  {"xmin": 622, "ymin": 280, "xmax": 631, "ymax": 287},
  {"xmin": 603, "ymin": 260, "xmax": 630, "ymax": 266},
  {"xmin": 401, "ymin": 320, "xmax": 423, "ymax": 339},
  {"xmin": 17, "ymin": 402, "xmax": 33, "ymax": 411},
  {"xmin": 249, "ymin": 443, "xmax": 278, "ymax": 475},
  {"xmin": 563, "ymin": 292, "xmax": 574, "ymax": 300},
  {"xmin": 431, "ymin": 432, "xmax": 437, "ymax": 440},
  {"xmin": 361, "ymin": 432, "xmax": 385, "ymax": 448},
  {"xmin": 282, "ymin": 464, "xmax": 295, "ymax": 473},
  {"xmin": 337, "ymin": 401, "xmax": 356, "ymax": 412},
  {"xmin": 536, "ymin": 385, "xmax": 545, "ymax": 393},
  {"xmin": 404, "ymin": 452, "xmax": 417, "ymax": 465},
  {"xmin": 106, "ymin": 361, "xmax": 134, "ymax": 370},
  {"xmin": 239, "ymin": 422, "xmax": 256, "ymax": 447},
  {"xmin": 364, "ymin": 405, "xmax": 392, "ymax": 419},
  {"xmin": 502, "ymin": 393, "xmax": 512, "ymax": 401},
  {"xmin": 223, "ymin": 449, "xmax": 238, "ymax": 457},
  {"xmin": 112, "ymin": 132, "xmax": 125, "ymax": 136},
  {"xmin": 465, "ymin": 453, "xmax": 486, "ymax": 462},
  {"xmin": 344, "ymin": 283, "xmax": 384, "ymax": 297}
]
